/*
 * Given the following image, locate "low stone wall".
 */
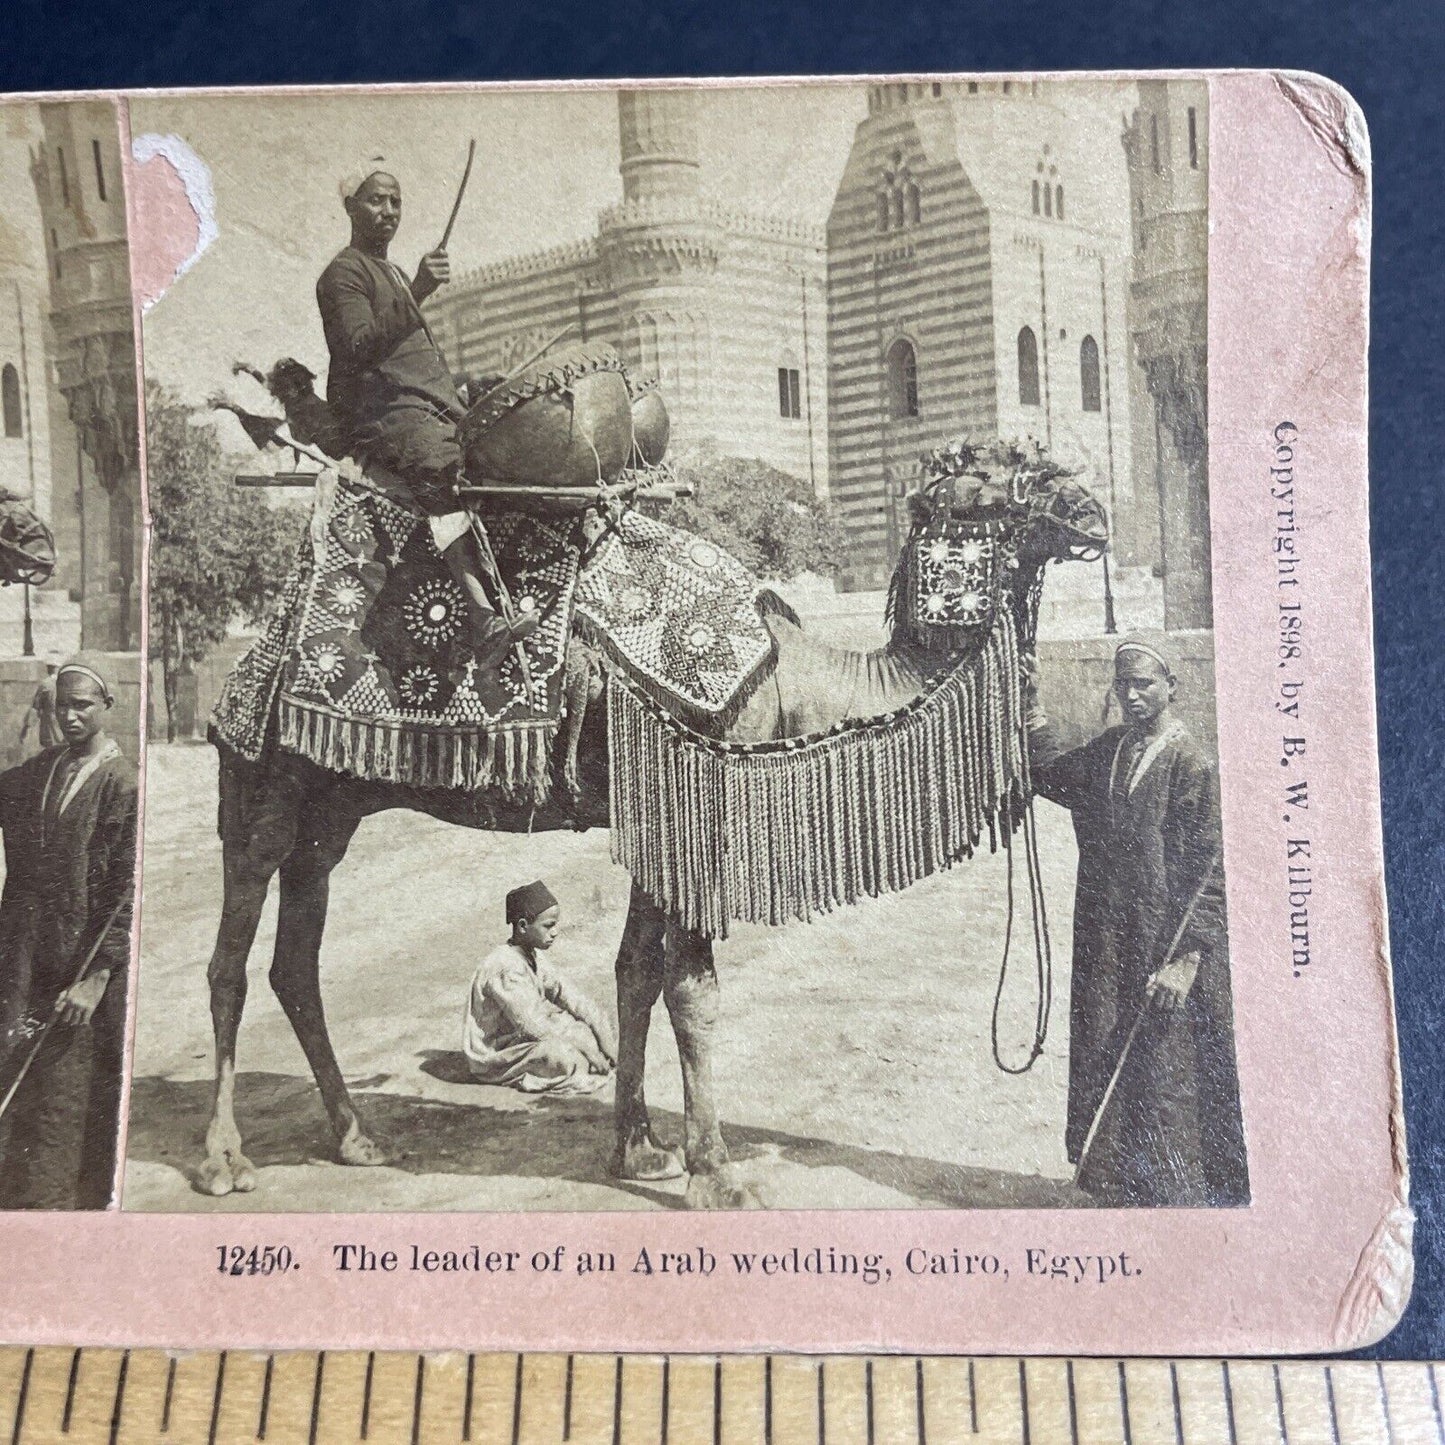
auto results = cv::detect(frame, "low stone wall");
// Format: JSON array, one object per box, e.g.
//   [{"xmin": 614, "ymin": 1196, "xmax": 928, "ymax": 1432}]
[
  {"xmin": 1035, "ymin": 630, "xmax": 1218, "ymax": 759},
  {"xmin": 0, "ymin": 652, "xmax": 145, "ymax": 770},
  {"xmin": 153, "ymin": 636, "xmax": 253, "ymax": 742}
]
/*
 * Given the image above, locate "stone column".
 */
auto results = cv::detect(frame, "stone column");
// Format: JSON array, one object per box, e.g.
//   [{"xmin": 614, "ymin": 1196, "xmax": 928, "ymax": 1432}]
[
  {"xmin": 1139, "ymin": 317, "xmax": 1210, "ymax": 630},
  {"xmin": 57, "ymin": 329, "xmax": 140, "ymax": 652}
]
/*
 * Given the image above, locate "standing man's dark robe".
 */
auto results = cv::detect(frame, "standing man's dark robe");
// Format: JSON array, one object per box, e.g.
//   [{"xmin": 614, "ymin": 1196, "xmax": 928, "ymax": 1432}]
[
  {"xmin": 0, "ymin": 744, "xmax": 137, "ymax": 1209},
  {"xmin": 1031, "ymin": 721, "xmax": 1249, "ymax": 1206}
]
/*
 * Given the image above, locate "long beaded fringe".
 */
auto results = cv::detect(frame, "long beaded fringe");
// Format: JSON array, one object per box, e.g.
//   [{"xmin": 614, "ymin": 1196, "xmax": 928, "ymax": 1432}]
[{"xmin": 609, "ymin": 608, "xmax": 1025, "ymax": 939}]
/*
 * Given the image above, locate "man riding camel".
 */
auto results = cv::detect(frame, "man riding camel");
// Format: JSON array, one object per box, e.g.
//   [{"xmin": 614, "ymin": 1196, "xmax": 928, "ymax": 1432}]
[{"xmin": 316, "ymin": 156, "xmax": 538, "ymax": 671}]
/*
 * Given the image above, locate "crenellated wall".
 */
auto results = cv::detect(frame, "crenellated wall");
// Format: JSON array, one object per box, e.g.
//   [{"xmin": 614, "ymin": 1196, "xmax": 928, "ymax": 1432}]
[{"xmin": 425, "ymin": 89, "xmax": 830, "ymax": 494}]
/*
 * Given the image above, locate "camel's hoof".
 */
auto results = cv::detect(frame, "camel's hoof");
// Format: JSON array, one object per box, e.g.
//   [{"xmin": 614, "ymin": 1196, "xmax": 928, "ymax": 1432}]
[
  {"xmin": 611, "ymin": 1138, "xmax": 686, "ymax": 1183},
  {"xmin": 230, "ymin": 1155, "xmax": 259, "ymax": 1192},
  {"xmin": 337, "ymin": 1129, "xmax": 387, "ymax": 1167},
  {"xmin": 683, "ymin": 1169, "xmax": 763, "ymax": 1211},
  {"xmin": 196, "ymin": 1157, "xmax": 236, "ymax": 1197}
]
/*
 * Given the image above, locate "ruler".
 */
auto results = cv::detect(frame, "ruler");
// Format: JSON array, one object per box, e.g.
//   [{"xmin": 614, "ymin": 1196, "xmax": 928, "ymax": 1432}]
[{"xmin": 0, "ymin": 1350, "xmax": 1438, "ymax": 1444}]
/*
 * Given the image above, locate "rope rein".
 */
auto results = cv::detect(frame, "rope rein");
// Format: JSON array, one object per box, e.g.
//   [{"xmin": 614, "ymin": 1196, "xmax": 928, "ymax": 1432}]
[
  {"xmin": 989, "ymin": 730, "xmax": 1055, "ymax": 1075},
  {"xmin": 990, "ymin": 571, "xmax": 1055, "ymax": 1076}
]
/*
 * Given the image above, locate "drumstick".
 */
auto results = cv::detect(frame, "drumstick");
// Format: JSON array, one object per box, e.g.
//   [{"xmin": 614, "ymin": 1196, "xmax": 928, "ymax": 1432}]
[
  {"xmin": 0, "ymin": 891, "xmax": 129, "ymax": 1127},
  {"xmin": 439, "ymin": 139, "xmax": 476, "ymax": 252},
  {"xmin": 466, "ymin": 323, "xmax": 580, "ymax": 412}
]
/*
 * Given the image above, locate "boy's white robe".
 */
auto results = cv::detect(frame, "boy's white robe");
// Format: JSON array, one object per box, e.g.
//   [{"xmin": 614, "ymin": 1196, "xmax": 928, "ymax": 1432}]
[{"xmin": 463, "ymin": 942, "xmax": 610, "ymax": 1095}]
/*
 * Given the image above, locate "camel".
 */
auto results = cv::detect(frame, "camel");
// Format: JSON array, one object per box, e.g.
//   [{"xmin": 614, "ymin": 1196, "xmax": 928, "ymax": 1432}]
[{"xmin": 196, "ymin": 445, "xmax": 1108, "ymax": 1208}]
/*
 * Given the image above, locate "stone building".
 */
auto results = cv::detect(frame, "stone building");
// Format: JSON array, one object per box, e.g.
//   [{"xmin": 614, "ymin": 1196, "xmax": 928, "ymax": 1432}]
[
  {"xmin": 824, "ymin": 81, "xmax": 1142, "ymax": 592},
  {"xmin": 0, "ymin": 104, "xmax": 84, "ymax": 658},
  {"xmin": 31, "ymin": 99, "xmax": 142, "ymax": 653},
  {"xmin": 426, "ymin": 90, "xmax": 829, "ymax": 493},
  {"xmin": 0, "ymin": 114, "xmax": 56, "ymax": 532},
  {"xmin": 1122, "ymin": 79, "xmax": 1211, "ymax": 630}
]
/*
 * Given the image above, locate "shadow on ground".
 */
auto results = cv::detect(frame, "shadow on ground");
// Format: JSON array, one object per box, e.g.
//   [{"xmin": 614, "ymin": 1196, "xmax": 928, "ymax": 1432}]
[
  {"xmin": 132, "ymin": 1069, "xmax": 1086, "ymax": 1213},
  {"xmin": 127, "ymin": 1064, "xmax": 1085, "ymax": 1211}
]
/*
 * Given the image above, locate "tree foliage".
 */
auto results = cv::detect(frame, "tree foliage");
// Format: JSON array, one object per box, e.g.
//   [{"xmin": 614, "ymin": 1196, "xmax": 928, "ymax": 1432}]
[
  {"xmin": 651, "ymin": 453, "xmax": 843, "ymax": 581},
  {"xmin": 146, "ymin": 383, "xmax": 305, "ymax": 737}
]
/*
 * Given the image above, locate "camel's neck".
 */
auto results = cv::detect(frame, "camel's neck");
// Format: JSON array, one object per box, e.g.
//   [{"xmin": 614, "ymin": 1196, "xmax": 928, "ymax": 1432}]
[{"xmin": 752, "ymin": 618, "xmax": 946, "ymax": 740}]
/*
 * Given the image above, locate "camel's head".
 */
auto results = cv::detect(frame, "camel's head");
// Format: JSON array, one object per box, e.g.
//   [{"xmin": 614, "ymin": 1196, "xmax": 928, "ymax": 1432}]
[{"xmin": 887, "ymin": 438, "xmax": 1109, "ymax": 653}]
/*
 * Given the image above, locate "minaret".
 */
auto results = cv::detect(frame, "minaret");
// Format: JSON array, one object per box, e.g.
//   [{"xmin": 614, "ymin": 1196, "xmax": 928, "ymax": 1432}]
[
  {"xmin": 617, "ymin": 90, "xmax": 701, "ymax": 206},
  {"xmin": 599, "ymin": 90, "xmax": 718, "ymax": 449},
  {"xmin": 32, "ymin": 100, "xmax": 140, "ymax": 652}
]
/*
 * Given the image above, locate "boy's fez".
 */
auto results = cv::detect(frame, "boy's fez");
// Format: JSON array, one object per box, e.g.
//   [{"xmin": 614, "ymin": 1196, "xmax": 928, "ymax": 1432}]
[{"xmin": 506, "ymin": 880, "xmax": 557, "ymax": 925}]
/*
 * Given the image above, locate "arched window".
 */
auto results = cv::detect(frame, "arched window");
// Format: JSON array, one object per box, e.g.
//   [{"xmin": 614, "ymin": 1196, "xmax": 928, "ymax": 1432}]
[
  {"xmin": 1080, "ymin": 335, "xmax": 1101, "ymax": 412},
  {"xmin": 886, "ymin": 338, "xmax": 920, "ymax": 419},
  {"xmin": 1017, "ymin": 327, "xmax": 1040, "ymax": 407},
  {"xmin": 891, "ymin": 188, "xmax": 905, "ymax": 229},
  {"xmin": 1043, "ymin": 184, "xmax": 1052, "ymax": 217},
  {"xmin": 877, "ymin": 190, "xmax": 890, "ymax": 232},
  {"xmin": 1055, "ymin": 184, "xmax": 1064, "ymax": 220},
  {"xmin": 905, "ymin": 181, "xmax": 921, "ymax": 224},
  {"xmin": 2, "ymin": 365, "xmax": 21, "ymax": 438}
]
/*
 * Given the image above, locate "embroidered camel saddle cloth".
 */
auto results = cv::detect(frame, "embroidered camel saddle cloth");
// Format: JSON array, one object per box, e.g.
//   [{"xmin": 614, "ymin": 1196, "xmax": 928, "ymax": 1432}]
[{"xmin": 210, "ymin": 470, "xmax": 774, "ymax": 800}]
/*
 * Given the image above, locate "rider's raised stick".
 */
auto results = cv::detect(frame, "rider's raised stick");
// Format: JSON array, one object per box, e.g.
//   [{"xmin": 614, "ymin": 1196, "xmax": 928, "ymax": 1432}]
[{"xmin": 439, "ymin": 139, "xmax": 476, "ymax": 252}]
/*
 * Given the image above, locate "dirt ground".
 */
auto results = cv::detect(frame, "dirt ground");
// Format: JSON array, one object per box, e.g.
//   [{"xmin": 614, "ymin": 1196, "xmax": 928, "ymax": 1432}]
[{"xmin": 123, "ymin": 742, "xmax": 1086, "ymax": 1213}]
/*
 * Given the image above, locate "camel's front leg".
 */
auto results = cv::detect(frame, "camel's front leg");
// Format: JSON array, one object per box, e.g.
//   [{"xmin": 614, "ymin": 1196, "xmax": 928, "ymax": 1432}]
[
  {"xmin": 199, "ymin": 763, "xmax": 300, "ymax": 1197},
  {"xmin": 664, "ymin": 923, "xmax": 759, "ymax": 1209},
  {"xmin": 199, "ymin": 860, "xmax": 273, "ymax": 1196},
  {"xmin": 268, "ymin": 807, "xmax": 381, "ymax": 1165},
  {"xmin": 610, "ymin": 884, "xmax": 684, "ymax": 1182}
]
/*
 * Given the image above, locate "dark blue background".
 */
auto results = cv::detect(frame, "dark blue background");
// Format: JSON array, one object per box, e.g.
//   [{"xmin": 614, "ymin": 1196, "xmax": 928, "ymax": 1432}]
[{"xmin": 5, "ymin": 0, "xmax": 1440, "ymax": 1356}]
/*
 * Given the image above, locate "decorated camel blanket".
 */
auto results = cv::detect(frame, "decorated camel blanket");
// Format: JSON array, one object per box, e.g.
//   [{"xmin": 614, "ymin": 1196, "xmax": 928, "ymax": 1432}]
[
  {"xmin": 572, "ymin": 511, "xmax": 775, "ymax": 730},
  {"xmin": 210, "ymin": 472, "xmax": 773, "ymax": 800}
]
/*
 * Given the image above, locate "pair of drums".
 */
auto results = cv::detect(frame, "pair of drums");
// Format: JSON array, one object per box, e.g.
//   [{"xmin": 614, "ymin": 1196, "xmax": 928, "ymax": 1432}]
[{"xmin": 459, "ymin": 343, "xmax": 669, "ymax": 489}]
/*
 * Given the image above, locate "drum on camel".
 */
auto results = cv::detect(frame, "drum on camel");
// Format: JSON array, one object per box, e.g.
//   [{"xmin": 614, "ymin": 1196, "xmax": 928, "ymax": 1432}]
[
  {"xmin": 460, "ymin": 342, "xmax": 633, "ymax": 487},
  {"xmin": 626, "ymin": 375, "xmax": 670, "ymax": 468}
]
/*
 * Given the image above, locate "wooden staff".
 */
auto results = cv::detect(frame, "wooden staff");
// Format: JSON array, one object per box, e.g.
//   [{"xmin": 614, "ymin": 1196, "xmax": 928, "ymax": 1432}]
[
  {"xmin": 439, "ymin": 139, "xmax": 476, "ymax": 251},
  {"xmin": 464, "ymin": 321, "xmax": 580, "ymax": 416},
  {"xmin": 241, "ymin": 476, "xmax": 694, "ymax": 506},
  {"xmin": 0, "ymin": 890, "xmax": 130, "ymax": 1126},
  {"xmin": 1073, "ymin": 846, "xmax": 1223, "ymax": 1184},
  {"xmin": 456, "ymin": 479, "xmax": 693, "ymax": 504}
]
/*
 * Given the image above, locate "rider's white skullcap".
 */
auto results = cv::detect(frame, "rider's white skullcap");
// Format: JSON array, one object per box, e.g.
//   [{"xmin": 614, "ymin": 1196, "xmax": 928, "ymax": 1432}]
[{"xmin": 339, "ymin": 155, "xmax": 390, "ymax": 203}]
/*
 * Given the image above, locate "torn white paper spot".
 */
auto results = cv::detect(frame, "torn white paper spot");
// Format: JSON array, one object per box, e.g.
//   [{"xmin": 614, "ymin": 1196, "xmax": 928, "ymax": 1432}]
[{"xmin": 130, "ymin": 133, "xmax": 218, "ymax": 311}]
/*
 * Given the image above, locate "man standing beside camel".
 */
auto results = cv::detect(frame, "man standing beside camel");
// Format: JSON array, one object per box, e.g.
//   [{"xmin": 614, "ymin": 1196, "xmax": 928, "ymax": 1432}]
[
  {"xmin": 1025, "ymin": 636, "xmax": 1248, "ymax": 1208},
  {"xmin": 0, "ymin": 658, "xmax": 136, "ymax": 1210}
]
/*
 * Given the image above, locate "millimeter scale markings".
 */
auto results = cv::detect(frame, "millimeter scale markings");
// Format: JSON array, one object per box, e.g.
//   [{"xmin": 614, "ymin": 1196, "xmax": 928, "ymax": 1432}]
[{"xmin": 0, "ymin": 1351, "xmax": 1440, "ymax": 1444}]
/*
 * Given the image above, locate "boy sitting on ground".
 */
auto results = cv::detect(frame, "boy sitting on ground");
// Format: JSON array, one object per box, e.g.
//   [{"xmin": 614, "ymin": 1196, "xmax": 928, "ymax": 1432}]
[{"xmin": 463, "ymin": 880, "xmax": 616, "ymax": 1095}]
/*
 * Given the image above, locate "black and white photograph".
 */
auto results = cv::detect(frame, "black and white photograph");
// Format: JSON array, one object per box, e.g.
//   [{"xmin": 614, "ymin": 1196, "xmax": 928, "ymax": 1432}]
[{"xmin": 123, "ymin": 77, "xmax": 1248, "ymax": 1215}]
